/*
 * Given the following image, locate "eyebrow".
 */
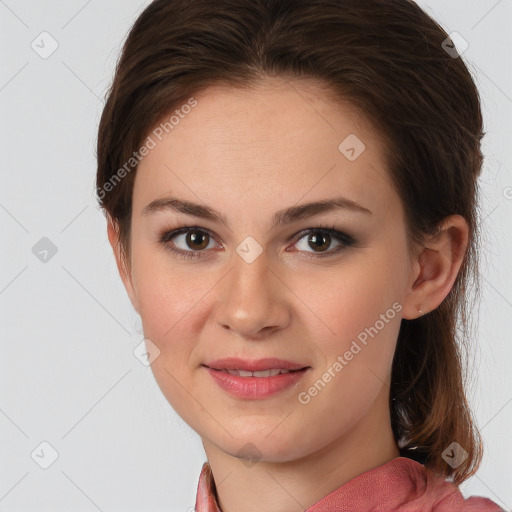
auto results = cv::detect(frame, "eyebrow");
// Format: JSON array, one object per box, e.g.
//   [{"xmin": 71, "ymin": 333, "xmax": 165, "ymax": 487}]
[{"xmin": 142, "ymin": 195, "xmax": 372, "ymax": 228}]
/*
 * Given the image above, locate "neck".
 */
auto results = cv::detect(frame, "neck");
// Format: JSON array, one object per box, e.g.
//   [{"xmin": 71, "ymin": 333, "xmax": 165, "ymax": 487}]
[{"xmin": 202, "ymin": 388, "xmax": 400, "ymax": 512}]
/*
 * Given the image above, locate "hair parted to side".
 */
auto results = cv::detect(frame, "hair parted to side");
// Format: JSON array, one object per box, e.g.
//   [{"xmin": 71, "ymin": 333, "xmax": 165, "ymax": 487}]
[{"xmin": 96, "ymin": 0, "xmax": 485, "ymax": 484}]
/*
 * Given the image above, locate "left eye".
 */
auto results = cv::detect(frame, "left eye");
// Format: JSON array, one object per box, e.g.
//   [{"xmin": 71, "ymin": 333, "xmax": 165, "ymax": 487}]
[
  {"xmin": 293, "ymin": 229, "xmax": 353, "ymax": 255},
  {"xmin": 159, "ymin": 226, "xmax": 355, "ymax": 259}
]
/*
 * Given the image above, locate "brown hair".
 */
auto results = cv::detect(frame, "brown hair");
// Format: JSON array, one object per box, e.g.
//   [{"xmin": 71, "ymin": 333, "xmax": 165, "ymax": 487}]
[{"xmin": 96, "ymin": 0, "xmax": 485, "ymax": 484}]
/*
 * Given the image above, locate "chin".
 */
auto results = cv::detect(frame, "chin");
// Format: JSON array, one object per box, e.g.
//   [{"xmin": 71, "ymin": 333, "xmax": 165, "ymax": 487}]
[{"xmin": 215, "ymin": 430, "xmax": 306, "ymax": 465}]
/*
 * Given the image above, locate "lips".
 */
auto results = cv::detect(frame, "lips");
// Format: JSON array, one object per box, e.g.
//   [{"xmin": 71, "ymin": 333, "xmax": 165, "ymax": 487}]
[{"xmin": 204, "ymin": 362, "xmax": 310, "ymax": 399}]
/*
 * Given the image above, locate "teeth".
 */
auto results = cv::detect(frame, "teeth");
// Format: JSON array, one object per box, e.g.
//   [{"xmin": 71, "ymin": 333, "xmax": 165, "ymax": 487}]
[{"xmin": 224, "ymin": 368, "xmax": 294, "ymax": 377}]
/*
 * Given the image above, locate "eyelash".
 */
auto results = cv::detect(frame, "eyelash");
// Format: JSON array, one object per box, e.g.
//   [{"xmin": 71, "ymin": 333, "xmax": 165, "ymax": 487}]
[{"xmin": 158, "ymin": 223, "xmax": 356, "ymax": 260}]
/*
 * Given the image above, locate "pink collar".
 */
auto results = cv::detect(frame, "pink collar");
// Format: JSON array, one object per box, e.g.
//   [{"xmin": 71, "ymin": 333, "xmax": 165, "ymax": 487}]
[{"xmin": 194, "ymin": 456, "xmax": 502, "ymax": 511}]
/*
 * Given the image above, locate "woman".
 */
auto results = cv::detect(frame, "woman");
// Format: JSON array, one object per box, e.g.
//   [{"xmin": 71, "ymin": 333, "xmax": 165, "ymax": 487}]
[{"xmin": 96, "ymin": 0, "xmax": 503, "ymax": 510}]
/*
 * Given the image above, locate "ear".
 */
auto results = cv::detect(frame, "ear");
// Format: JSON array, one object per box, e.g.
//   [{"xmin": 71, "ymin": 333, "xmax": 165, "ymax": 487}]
[
  {"xmin": 106, "ymin": 214, "xmax": 140, "ymax": 314},
  {"xmin": 402, "ymin": 214, "xmax": 469, "ymax": 320}
]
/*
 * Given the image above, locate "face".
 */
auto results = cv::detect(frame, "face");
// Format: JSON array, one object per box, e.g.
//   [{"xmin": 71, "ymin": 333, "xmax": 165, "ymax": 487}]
[{"xmin": 115, "ymin": 77, "xmax": 418, "ymax": 463}]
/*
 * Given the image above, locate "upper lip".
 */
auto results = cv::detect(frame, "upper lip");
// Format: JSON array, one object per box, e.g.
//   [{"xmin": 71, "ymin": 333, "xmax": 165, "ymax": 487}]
[{"xmin": 203, "ymin": 357, "xmax": 309, "ymax": 372}]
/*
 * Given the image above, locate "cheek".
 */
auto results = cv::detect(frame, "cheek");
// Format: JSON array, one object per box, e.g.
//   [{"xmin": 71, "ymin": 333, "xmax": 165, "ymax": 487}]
[
  {"xmin": 297, "ymin": 252, "xmax": 404, "ymax": 408},
  {"xmin": 137, "ymin": 279, "xmax": 196, "ymax": 354},
  {"xmin": 294, "ymin": 256, "xmax": 402, "ymax": 349},
  {"xmin": 131, "ymin": 249, "xmax": 199, "ymax": 357},
  {"xmin": 296, "ymin": 267, "xmax": 402, "ymax": 441},
  {"xmin": 133, "ymin": 262, "xmax": 207, "ymax": 425}
]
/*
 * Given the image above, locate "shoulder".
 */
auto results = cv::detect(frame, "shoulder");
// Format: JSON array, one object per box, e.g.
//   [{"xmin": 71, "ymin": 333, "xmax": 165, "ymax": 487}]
[
  {"xmin": 418, "ymin": 462, "xmax": 504, "ymax": 511},
  {"xmin": 373, "ymin": 457, "xmax": 504, "ymax": 512},
  {"xmin": 434, "ymin": 493, "xmax": 503, "ymax": 511}
]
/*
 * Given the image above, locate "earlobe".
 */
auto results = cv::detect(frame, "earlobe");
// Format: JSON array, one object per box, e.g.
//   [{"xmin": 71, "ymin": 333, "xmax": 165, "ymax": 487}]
[
  {"xmin": 106, "ymin": 215, "xmax": 140, "ymax": 314},
  {"xmin": 402, "ymin": 215, "xmax": 469, "ymax": 320}
]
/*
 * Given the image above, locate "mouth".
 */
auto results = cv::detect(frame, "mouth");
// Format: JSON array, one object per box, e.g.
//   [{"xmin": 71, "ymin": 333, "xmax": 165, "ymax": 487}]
[
  {"xmin": 202, "ymin": 357, "xmax": 311, "ymax": 399},
  {"xmin": 204, "ymin": 367, "xmax": 307, "ymax": 377},
  {"xmin": 203, "ymin": 357, "xmax": 310, "ymax": 374}
]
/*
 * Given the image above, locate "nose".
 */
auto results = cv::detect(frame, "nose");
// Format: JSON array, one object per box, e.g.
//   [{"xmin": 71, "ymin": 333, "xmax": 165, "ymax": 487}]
[{"xmin": 214, "ymin": 248, "xmax": 291, "ymax": 339}]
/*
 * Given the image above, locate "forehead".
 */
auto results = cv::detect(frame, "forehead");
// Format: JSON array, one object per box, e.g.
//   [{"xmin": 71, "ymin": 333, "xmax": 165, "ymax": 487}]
[{"xmin": 133, "ymin": 77, "xmax": 397, "ymax": 223}]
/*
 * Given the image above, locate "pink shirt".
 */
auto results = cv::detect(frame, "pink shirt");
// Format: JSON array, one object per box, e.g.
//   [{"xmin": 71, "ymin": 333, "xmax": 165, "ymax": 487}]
[{"xmin": 194, "ymin": 457, "xmax": 503, "ymax": 511}]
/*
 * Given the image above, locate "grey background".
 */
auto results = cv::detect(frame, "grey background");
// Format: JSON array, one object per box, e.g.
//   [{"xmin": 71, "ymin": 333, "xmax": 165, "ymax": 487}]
[{"xmin": 0, "ymin": 0, "xmax": 511, "ymax": 510}]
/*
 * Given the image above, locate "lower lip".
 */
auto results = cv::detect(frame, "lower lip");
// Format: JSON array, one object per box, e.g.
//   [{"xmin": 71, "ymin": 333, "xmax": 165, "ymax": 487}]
[{"xmin": 204, "ymin": 366, "xmax": 309, "ymax": 399}]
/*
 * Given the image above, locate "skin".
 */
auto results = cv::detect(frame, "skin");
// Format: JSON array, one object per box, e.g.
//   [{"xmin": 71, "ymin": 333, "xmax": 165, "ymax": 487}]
[{"xmin": 108, "ymin": 76, "xmax": 469, "ymax": 512}]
